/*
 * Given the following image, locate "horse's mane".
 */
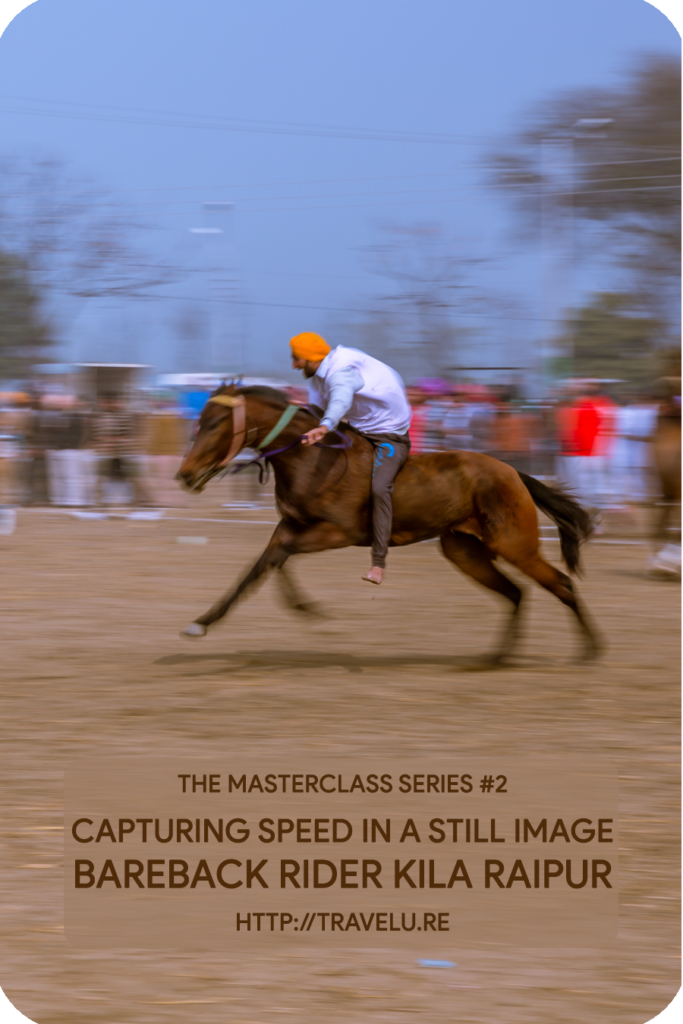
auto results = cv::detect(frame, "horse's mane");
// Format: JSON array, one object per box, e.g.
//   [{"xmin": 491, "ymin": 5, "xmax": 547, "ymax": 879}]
[
  {"xmin": 213, "ymin": 382, "xmax": 295, "ymax": 409},
  {"xmin": 236, "ymin": 384, "xmax": 290, "ymax": 407}
]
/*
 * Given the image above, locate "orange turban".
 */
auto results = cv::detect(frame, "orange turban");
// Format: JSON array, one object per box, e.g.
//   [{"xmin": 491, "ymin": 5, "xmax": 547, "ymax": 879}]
[{"xmin": 289, "ymin": 332, "xmax": 331, "ymax": 361}]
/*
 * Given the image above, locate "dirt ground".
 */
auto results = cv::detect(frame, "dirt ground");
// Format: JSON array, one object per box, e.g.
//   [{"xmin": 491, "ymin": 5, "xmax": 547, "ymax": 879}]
[{"xmin": 0, "ymin": 488, "xmax": 680, "ymax": 1024}]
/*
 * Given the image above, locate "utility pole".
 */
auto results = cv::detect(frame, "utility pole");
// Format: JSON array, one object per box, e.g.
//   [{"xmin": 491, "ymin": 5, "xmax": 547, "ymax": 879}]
[
  {"xmin": 539, "ymin": 119, "xmax": 613, "ymax": 395},
  {"xmin": 540, "ymin": 134, "xmax": 574, "ymax": 394},
  {"xmin": 189, "ymin": 201, "xmax": 244, "ymax": 375}
]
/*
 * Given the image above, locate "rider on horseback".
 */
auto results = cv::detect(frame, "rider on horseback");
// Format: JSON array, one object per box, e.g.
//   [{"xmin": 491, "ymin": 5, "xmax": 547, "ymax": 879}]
[{"xmin": 290, "ymin": 332, "xmax": 412, "ymax": 585}]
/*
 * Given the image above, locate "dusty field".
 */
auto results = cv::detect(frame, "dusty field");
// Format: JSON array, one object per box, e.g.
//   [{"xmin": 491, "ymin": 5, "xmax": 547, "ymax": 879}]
[{"xmin": 0, "ymin": 495, "xmax": 679, "ymax": 1024}]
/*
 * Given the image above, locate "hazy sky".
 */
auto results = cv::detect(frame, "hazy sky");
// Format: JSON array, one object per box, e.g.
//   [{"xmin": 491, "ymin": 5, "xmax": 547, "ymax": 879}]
[{"xmin": 0, "ymin": 0, "xmax": 679, "ymax": 379}]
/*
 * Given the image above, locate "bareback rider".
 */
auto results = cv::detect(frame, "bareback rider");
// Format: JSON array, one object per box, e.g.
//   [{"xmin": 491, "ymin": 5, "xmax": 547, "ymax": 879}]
[{"xmin": 290, "ymin": 332, "xmax": 412, "ymax": 585}]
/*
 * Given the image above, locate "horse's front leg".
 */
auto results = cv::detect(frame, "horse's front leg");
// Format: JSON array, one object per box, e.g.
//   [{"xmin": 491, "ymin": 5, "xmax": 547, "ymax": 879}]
[
  {"xmin": 181, "ymin": 521, "xmax": 293, "ymax": 637},
  {"xmin": 181, "ymin": 519, "xmax": 351, "ymax": 637}
]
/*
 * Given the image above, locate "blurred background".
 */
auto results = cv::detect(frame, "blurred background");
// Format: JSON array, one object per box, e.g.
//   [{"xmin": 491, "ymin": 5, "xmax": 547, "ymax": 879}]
[
  {"xmin": 0, "ymin": 0, "xmax": 679, "ymax": 551},
  {"xmin": 0, "ymin": 5, "xmax": 681, "ymax": 1023}
]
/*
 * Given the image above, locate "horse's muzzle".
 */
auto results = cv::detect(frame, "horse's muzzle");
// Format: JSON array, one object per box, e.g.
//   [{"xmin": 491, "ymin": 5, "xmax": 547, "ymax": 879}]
[
  {"xmin": 176, "ymin": 464, "xmax": 217, "ymax": 493},
  {"xmin": 176, "ymin": 467, "xmax": 202, "ymax": 492}
]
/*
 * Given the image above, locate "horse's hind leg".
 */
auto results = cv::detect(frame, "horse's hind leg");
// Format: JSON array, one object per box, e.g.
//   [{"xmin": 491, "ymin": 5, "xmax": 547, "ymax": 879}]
[
  {"xmin": 440, "ymin": 530, "xmax": 523, "ymax": 665},
  {"xmin": 512, "ymin": 553, "xmax": 602, "ymax": 662},
  {"xmin": 276, "ymin": 563, "xmax": 327, "ymax": 619}
]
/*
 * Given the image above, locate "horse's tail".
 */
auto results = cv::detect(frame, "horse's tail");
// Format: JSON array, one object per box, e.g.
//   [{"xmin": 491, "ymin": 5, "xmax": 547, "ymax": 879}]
[{"xmin": 518, "ymin": 471, "xmax": 594, "ymax": 575}]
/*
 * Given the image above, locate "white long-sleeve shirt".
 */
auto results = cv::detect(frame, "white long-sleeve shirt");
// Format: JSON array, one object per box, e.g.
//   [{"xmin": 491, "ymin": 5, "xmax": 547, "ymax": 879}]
[
  {"xmin": 307, "ymin": 346, "xmax": 412, "ymax": 435},
  {"xmin": 317, "ymin": 366, "xmax": 364, "ymax": 431}
]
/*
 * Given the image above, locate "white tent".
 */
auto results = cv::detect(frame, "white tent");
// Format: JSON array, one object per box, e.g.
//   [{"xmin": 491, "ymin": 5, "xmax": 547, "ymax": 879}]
[{"xmin": 157, "ymin": 373, "xmax": 290, "ymax": 390}]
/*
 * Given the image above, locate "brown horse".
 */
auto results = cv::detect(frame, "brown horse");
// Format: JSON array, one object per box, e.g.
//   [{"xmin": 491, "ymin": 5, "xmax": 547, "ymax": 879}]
[
  {"xmin": 651, "ymin": 404, "xmax": 681, "ymax": 563},
  {"xmin": 176, "ymin": 384, "xmax": 601, "ymax": 663}
]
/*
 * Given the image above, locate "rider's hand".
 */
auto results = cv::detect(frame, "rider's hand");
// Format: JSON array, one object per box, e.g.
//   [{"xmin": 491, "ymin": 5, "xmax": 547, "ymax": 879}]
[{"xmin": 301, "ymin": 425, "xmax": 330, "ymax": 446}]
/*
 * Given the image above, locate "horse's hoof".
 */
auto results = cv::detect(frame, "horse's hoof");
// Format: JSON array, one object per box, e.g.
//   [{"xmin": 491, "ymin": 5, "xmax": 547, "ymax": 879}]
[
  {"xmin": 181, "ymin": 622, "xmax": 207, "ymax": 638},
  {"xmin": 461, "ymin": 654, "xmax": 505, "ymax": 672},
  {"xmin": 482, "ymin": 653, "xmax": 508, "ymax": 670},
  {"xmin": 648, "ymin": 545, "xmax": 681, "ymax": 578},
  {"xmin": 297, "ymin": 602, "xmax": 328, "ymax": 620},
  {"xmin": 577, "ymin": 638, "xmax": 604, "ymax": 664}
]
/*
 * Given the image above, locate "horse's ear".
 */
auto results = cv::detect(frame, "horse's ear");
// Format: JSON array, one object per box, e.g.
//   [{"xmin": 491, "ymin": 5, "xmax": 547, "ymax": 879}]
[{"xmin": 212, "ymin": 381, "xmax": 239, "ymax": 397}]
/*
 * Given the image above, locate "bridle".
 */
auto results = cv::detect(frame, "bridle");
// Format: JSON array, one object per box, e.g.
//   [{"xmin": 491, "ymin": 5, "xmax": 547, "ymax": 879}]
[
  {"xmin": 207, "ymin": 394, "xmax": 249, "ymax": 469},
  {"xmin": 197, "ymin": 393, "xmax": 352, "ymax": 488}
]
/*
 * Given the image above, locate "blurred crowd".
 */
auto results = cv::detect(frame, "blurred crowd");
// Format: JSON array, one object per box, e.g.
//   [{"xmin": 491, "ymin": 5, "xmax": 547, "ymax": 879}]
[
  {"xmin": 0, "ymin": 392, "xmax": 189, "ymax": 509},
  {"xmin": 406, "ymin": 378, "xmax": 677, "ymax": 513},
  {"xmin": 0, "ymin": 378, "xmax": 678, "ymax": 513}
]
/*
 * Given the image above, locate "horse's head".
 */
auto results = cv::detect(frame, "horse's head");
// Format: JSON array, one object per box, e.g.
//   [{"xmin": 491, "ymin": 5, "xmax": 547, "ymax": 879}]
[
  {"xmin": 176, "ymin": 384, "xmax": 248, "ymax": 492},
  {"xmin": 176, "ymin": 384, "xmax": 303, "ymax": 492}
]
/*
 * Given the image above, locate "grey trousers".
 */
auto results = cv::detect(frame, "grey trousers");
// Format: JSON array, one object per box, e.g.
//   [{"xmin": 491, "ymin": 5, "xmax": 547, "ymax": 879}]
[{"xmin": 364, "ymin": 431, "xmax": 411, "ymax": 568}]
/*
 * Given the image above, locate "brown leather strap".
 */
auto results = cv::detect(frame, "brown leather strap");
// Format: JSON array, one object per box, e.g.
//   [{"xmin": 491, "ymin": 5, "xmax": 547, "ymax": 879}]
[{"xmin": 208, "ymin": 395, "xmax": 246, "ymax": 467}]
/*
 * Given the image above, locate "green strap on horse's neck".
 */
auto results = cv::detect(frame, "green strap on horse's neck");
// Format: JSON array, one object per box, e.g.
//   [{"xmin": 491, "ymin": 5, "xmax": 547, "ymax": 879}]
[{"xmin": 257, "ymin": 404, "xmax": 300, "ymax": 450}]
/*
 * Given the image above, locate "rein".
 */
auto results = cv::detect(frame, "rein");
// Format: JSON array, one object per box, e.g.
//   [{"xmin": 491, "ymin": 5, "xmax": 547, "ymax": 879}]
[{"xmin": 207, "ymin": 395, "xmax": 351, "ymax": 484}]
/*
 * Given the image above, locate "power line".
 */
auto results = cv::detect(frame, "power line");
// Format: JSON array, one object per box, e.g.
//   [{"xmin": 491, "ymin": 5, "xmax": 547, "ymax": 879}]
[
  {"xmin": 218, "ymin": 181, "xmax": 682, "ymax": 215},
  {"xmin": 3, "ymin": 91, "xmax": 491, "ymax": 139},
  {"xmin": 0, "ymin": 96, "xmax": 489, "ymax": 146},
  {"xmin": 1, "ymin": 92, "xmax": 680, "ymax": 163},
  {"xmin": 35, "ymin": 172, "xmax": 678, "ymax": 212},
  {"xmin": 1, "ymin": 178, "xmax": 678, "ymax": 219},
  {"xmin": 0, "ymin": 157, "xmax": 677, "ymax": 201},
  {"xmin": 73, "ymin": 181, "xmax": 677, "ymax": 218},
  {"xmin": 116, "ymin": 290, "xmax": 602, "ymax": 326}
]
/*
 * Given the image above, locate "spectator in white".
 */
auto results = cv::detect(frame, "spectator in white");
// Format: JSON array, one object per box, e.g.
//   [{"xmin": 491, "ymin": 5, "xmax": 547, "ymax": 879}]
[
  {"xmin": 613, "ymin": 394, "xmax": 658, "ymax": 502},
  {"xmin": 24, "ymin": 395, "xmax": 54, "ymax": 505},
  {"xmin": 93, "ymin": 396, "xmax": 151, "ymax": 507},
  {"xmin": 0, "ymin": 395, "xmax": 23, "ymax": 504},
  {"xmin": 46, "ymin": 396, "xmax": 92, "ymax": 506},
  {"xmin": 290, "ymin": 332, "xmax": 412, "ymax": 586},
  {"xmin": 592, "ymin": 387, "xmax": 618, "ymax": 507}
]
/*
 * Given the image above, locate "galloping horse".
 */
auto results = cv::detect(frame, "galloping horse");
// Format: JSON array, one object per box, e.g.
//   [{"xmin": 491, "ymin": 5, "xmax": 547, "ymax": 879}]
[{"xmin": 177, "ymin": 384, "xmax": 601, "ymax": 663}]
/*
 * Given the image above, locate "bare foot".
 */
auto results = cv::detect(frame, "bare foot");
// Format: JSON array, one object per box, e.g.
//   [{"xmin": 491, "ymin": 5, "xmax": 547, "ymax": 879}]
[{"xmin": 362, "ymin": 566, "xmax": 384, "ymax": 585}]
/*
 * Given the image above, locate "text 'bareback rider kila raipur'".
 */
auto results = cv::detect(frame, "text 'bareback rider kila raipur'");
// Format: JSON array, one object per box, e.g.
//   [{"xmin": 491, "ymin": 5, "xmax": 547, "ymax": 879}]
[{"xmin": 290, "ymin": 332, "xmax": 411, "ymax": 586}]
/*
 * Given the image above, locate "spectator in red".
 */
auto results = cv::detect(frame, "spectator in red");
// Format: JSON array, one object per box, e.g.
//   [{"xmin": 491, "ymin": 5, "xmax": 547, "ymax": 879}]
[
  {"xmin": 573, "ymin": 389, "xmax": 601, "ymax": 456},
  {"xmin": 566, "ymin": 381, "xmax": 611, "ymax": 511},
  {"xmin": 554, "ymin": 386, "xmax": 579, "ymax": 490}
]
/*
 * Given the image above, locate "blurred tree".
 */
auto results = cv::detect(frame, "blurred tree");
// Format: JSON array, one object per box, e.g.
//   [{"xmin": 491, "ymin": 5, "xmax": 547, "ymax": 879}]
[
  {"xmin": 0, "ymin": 157, "xmax": 179, "ymax": 301},
  {"xmin": 555, "ymin": 291, "xmax": 663, "ymax": 386},
  {"xmin": 357, "ymin": 223, "xmax": 502, "ymax": 380},
  {"xmin": 0, "ymin": 249, "xmax": 52, "ymax": 378},
  {"xmin": 489, "ymin": 54, "xmax": 681, "ymax": 329}
]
